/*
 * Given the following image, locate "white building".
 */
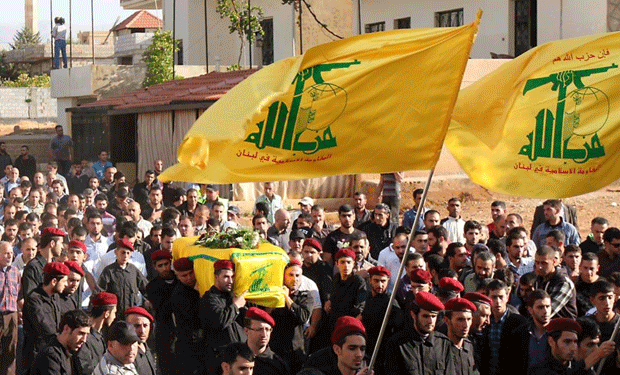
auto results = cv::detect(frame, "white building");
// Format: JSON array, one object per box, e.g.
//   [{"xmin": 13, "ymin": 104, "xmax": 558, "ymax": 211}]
[
  {"xmin": 120, "ymin": 0, "xmax": 353, "ymax": 68},
  {"xmin": 355, "ymin": 0, "xmax": 619, "ymax": 58}
]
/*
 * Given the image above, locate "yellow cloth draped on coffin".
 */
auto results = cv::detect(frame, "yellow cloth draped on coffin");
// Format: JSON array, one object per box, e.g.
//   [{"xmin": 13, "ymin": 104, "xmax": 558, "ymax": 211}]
[
  {"xmin": 159, "ymin": 11, "xmax": 481, "ymax": 183},
  {"xmin": 173, "ymin": 237, "xmax": 289, "ymax": 307},
  {"xmin": 447, "ymin": 31, "xmax": 620, "ymax": 198}
]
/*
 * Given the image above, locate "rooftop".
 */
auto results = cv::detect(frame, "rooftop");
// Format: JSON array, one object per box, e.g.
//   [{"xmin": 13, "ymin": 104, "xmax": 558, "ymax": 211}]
[
  {"xmin": 79, "ymin": 68, "xmax": 258, "ymax": 111},
  {"xmin": 113, "ymin": 10, "xmax": 163, "ymax": 31}
]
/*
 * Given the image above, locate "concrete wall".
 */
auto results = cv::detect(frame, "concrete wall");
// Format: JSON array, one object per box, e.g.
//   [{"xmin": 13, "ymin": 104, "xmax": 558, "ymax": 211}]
[
  {"xmin": 0, "ymin": 135, "xmax": 54, "ymax": 169},
  {"xmin": 0, "ymin": 88, "xmax": 57, "ymax": 120}
]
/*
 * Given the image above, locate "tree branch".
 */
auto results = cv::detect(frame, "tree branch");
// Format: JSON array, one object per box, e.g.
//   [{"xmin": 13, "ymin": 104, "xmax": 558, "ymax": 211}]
[{"xmin": 301, "ymin": 0, "xmax": 343, "ymax": 39}]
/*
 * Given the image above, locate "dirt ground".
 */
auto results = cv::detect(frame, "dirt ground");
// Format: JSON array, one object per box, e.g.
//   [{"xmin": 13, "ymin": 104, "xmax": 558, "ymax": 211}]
[{"xmin": 394, "ymin": 177, "xmax": 620, "ymax": 240}]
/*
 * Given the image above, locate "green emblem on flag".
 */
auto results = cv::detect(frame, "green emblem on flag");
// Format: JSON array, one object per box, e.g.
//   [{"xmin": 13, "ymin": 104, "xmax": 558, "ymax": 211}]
[{"xmin": 519, "ymin": 64, "xmax": 617, "ymax": 163}]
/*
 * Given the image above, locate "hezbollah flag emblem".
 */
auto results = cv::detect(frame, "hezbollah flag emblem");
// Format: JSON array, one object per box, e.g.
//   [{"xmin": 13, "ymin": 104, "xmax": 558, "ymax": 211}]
[
  {"xmin": 447, "ymin": 32, "xmax": 620, "ymax": 198},
  {"xmin": 159, "ymin": 12, "xmax": 481, "ymax": 184}
]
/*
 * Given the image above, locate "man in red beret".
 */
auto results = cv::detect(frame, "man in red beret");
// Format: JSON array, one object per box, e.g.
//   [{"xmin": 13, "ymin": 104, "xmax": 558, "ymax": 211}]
[
  {"xmin": 325, "ymin": 249, "xmax": 367, "ymax": 335},
  {"xmin": 169, "ymin": 257, "xmax": 202, "ymax": 375},
  {"xmin": 529, "ymin": 318, "xmax": 585, "ymax": 375},
  {"xmin": 384, "ymin": 291, "xmax": 452, "ymax": 375},
  {"xmin": 303, "ymin": 316, "xmax": 372, "ymax": 375},
  {"xmin": 243, "ymin": 307, "xmax": 289, "ymax": 375},
  {"xmin": 65, "ymin": 239, "xmax": 96, "ymax": 308},
  {"xmin": 73, "ymin": 292, "xmax": 118, "ymax": 375},
  {"xmin": 23, "ymin": 261, "xmax": 70, "ymax": 369},
  {"xmin": 200, "ymin": 259, "xmax": 247, "ymax": 374},
  {"xmin": 270, "ymin": 261, "xmax": 312, "ymax": 373},
  {"xmin": 144, "ymin": 250, "xmax": 177, "ymax": 375},
  {"xmin": 443, "ymin": 297, "xmax": 478, "ymax": 374},
  {"xmin": 125, "ymin": 307, "xmax": 156, "ymax": 375},
  {"xmin": 436, "ymin": 276, "xmax": 464, "ymax": 305},
  {"xmin": 464, "ymin": 292, "xmax": 492, "ymax": 370},
  {"xmin": 361, "ymin": 265, "xmax": 404, "ymax": 375},
  {"xmin": 22, "ymin": 226, "xmax": 65, "ymax": 297},
  {"xmin": 57, "ymin": 260, "xmax": 84, "ymax": 316},
  {"xmin": 97, "ymin": 238, "xmax": 147, "ymax": 317}
]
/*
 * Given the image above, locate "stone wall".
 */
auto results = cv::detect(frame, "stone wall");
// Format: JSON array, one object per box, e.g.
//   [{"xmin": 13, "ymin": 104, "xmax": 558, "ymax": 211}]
[{"xmin": 0, "ymin": 88, "xmax": 57, "ymax": 120}]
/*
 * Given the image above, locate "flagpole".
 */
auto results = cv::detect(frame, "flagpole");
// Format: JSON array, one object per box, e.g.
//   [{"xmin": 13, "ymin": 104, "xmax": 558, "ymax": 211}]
[
  {"xmin": 595, "ymin": 315, "xmax": 620, "ymax": 374},
  {"xmin": 367, "ymin": 167, "xmax": 436, "ymax": 371}
]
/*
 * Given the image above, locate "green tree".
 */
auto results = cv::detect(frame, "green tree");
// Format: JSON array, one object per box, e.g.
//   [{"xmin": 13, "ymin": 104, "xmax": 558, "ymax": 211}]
[
  {"xmin": 10, "ymin": 26, "xmax": 41, "ymax": 50},
  {"xmin": 142, "ymin": 30, "xmax": 178, "ymax": 88},
  {"xmin": 216, "ymin": 0, "xmax": 264, "ymax": 66}
]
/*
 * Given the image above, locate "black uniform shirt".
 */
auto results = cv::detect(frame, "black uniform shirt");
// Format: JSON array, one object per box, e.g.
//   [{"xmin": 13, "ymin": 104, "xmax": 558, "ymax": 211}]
[
  {"xmin": 199, "ymin": 285, "xmax": 247, "ymax": 350},
  {"xmin": 98, "ymin": 261, "xmax": 147, "ymax": 314},
  {"xmin": 73, "ymin": 328, "xmax": 106, "ymax": 375},
  {"xmin": 134, "ymin": 344, "xmax": 157, "ymax": 375},
  {"xmin": 31, "ymin": 336, "xmax": 73, "ymax": 375},
  {"xmin": 253, "ymin": 347, "xmax": 290, "ymax": 375}
]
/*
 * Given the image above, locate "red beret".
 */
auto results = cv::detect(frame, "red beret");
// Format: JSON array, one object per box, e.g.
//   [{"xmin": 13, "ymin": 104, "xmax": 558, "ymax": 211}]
[
  {"xmin": 41, "ymin": 227, "xmax": 66, "ymax": 238},
  {"xmin": 117, "ymin": 238, "xmax": 134, "ymax": 251},
  {"xmin": 335, "ymin": 248, "xmax": 356, "ymax": 261},
  {"xmin": 546, "ymin": 318, "xmax": 582, "ymax": 335},
  {"xmin": 410, "ymin": 269, "xmax": 432, "ymax": 284},
  {"xmin": 368, "ymin": 266, "xmax": 391, "ymax": 278},
  {"xmin": 64, "ymin": 261, "xmax": 84, "ymax": 277},
  {"xmin": 151, "ymin": 250, "xmax": 173, "ymax": 262},
  {"xmin": 91, "ymin": 292, "xmax": 117, "ymax": 306},
  {"xmin": 303, "ymin": 238, "xmax": 322, "ymax": 252},
  {"xmin": 43, "ymin": 262, "xmax": 70, "ymax": 276},
  {"xmin": 444, "ymin": 297, "xmax": 477, "ymax": 312},
  {"xmin": 285, "ymin": 260, "xmax": 303, "ymax": 269},
  {"xmin": 331, "ymin": 316, "xmax": 366, "ymax": 344},
  {"xmin": 125, "ymin": 306, "xmax": 154, "ymax": 322},
  {"xmin": 214, "ymin": 259, "xmax": 234, "ymax": 271},
  {"xmin": 173, "ymin": 257, "xmax": 194, "ymax": 272},
  {"xmin": 438, "ymin": 277, "xmax": 464, "ymax": 293},
  {"xmin": 67, "ymin": 240, "xmax": 87, "ymax": 253},
  {"xmin": 464, "ymin": 292, "xmax": 493, "ymax": 306},
  {"xmin": 245, "ymin": 307, "xmax": 275, "ymax": 327},
  {"xmin": 415, "ymin": 291, "xmax": 445, "ymax": 312}
]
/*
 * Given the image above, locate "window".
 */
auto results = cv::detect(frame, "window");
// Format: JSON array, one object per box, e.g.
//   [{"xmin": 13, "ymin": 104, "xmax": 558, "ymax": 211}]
[
  {"xmin": 435, "ymin": 8, "xmax": 464, "ymax": 27},
  {"xmin": 394, "ymin": 17, "xmax": 411, "ymax": 30},
  {"xmin": 365, "ymin": 22, "xmax": 385, "ymax": 33},
  {"xmin": 176, "ymin": 39, "xmax": 183, "ymax": 65},
  {"xmin": 260, "ymin": 18, "xmax": 274, "ymax": 66}
]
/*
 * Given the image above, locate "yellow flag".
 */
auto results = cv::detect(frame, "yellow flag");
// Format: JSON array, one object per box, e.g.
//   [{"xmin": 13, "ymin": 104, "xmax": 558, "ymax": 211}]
[
  {"xmin": 159, "ymin": 13, "xmax": 481, "ymax": 183},
  {"xmin": 447, "ymin": 32, "xmax": 620, "ymax": 198}
]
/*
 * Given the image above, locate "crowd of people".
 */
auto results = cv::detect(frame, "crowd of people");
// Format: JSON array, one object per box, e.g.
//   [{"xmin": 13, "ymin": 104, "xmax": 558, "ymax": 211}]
[{"xmin": 0, "ymin": 130, "xmax": 620, "ymax": 375}]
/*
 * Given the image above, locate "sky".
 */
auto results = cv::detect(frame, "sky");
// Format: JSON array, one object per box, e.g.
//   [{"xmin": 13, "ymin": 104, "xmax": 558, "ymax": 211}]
[{"xmin": 0, "ymin": 0, "xmax": 162, "ymax": 45}]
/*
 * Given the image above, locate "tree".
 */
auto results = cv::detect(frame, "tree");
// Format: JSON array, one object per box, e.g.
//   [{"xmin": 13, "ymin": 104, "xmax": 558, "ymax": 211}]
[
  {"xmin": 10, "ymin": 26, "xmax": 41, "ymax": 50},
  {"xmin": 142, "ymin": 30, "xmax": 178, "ymax": 88},
  {"xmin": 216, "ymin": 0, "xmax": 264, "ymax": 67}
]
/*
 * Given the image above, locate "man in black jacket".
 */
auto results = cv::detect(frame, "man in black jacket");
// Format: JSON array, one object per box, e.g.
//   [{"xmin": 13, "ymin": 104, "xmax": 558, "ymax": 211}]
[
  {"xmin": 504, "ymin": 290, "xmax": 552, "ymax": 374},
  {"xmin": 383, "ymin": 291, "xmax": 452, "ymax": 375},
  {"xmin": 31, "ymin": 310, "xmax": 90, "ymax": 375},
  {"xmin": 169, "ymin": 257, "xmax": 202, "ymax": 375},
  {"xmin": 270, "ymin": 260, "xmax": 311, "ymax": 373},
  {"xmin": 23, "ymin": 262, "xmax": 70, "ymax": 370},
  {"xmin": 200, "ymin": 259, "xmax": 248, "ymax": 374},
  {"xmin": 482, "ymin": 279, "xmax": 528, "ymax": 375}
]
